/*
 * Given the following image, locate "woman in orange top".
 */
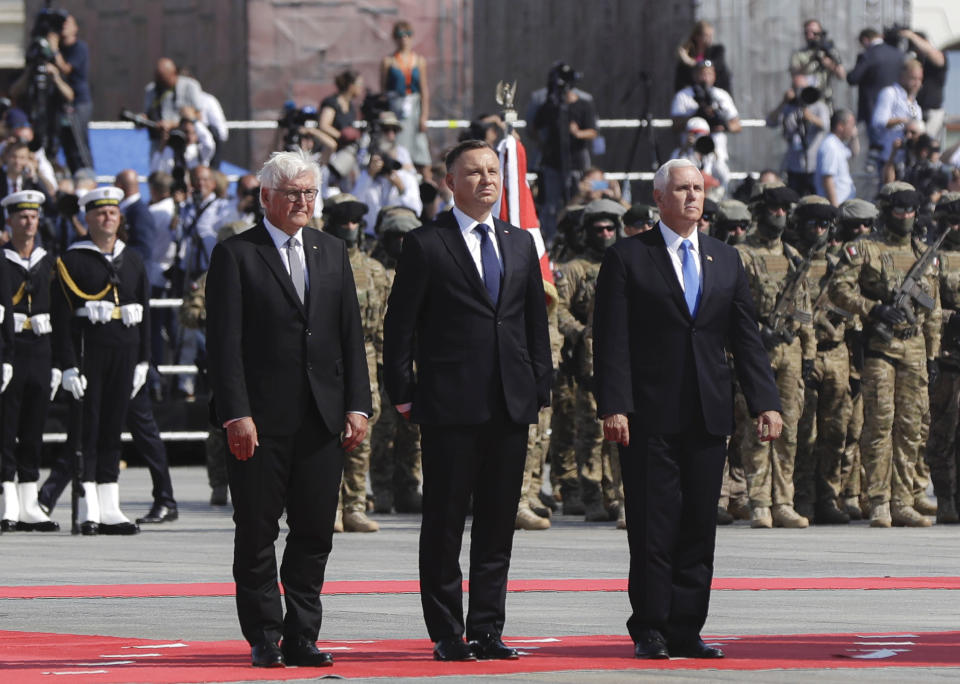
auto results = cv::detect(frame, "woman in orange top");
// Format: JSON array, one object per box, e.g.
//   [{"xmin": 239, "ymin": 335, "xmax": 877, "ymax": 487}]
[{"xmin": 381, "ymin": 20, "xmax": 432, "ymax": 176}]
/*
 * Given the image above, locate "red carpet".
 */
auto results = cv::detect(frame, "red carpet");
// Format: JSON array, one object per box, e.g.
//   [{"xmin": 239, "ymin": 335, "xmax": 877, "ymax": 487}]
[
  {"xmin": 3, "ymin": 629, "xmax": 960, "ymax": 682},
  {"xmin": 3, "ymin": 576, "xmax": 960, "ymax": 599}
]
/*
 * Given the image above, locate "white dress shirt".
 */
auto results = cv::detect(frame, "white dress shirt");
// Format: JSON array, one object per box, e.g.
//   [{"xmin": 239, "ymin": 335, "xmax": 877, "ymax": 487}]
[
  {"xmin": 452, "ymin": 205, "xmax": 502, "ymax": 278},
  {"xmin": 263, "ymin": 218, "xmax": 309, "ymax": 292},
  {"xmin": 659, "ymin": 221, "xmax": 701, "ymax": 292}
]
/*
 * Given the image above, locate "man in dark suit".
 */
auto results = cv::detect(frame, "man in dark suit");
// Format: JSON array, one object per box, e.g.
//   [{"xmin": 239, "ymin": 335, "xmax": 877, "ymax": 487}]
[
  {"xmin": 383, "ymin": 140, "xmax": 552, "ymax": 662},
  {"xmin": 847, "ymin": 28, "xmax": 905, "ymax": 151},
  {"xmin": 206, "ymin": 149, "xmax": 371, "ymax": 669},
  {"xmin": 593, "ymin": 159, "xmax": 782, "ymax": 660}
]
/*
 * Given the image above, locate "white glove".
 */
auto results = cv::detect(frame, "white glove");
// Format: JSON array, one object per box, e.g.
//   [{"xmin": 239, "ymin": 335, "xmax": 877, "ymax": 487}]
[
  {"xmin": 62, "ymin": 367, "xmax": 87, "ymax": 400},
  {"xmin": 50, "ymin": 368, "xmax": 62, "ymax": 401},
  {"xmin": 120, "ymin": 303, "xmax": 144, "ymax": 327},
  {"xmin": 86, "ymin": 300, "xmax": 115, "ymax": 324},
  {"xmin": 0, "ymin": 363, "xmax": 11, "ymax": 394},
  {"xmin": 29, "ymin": 313, "xmax": 52, "ymax": 335},
  {"xmin": 13, "ymin": 312, "xmax": 26, "ymax": 333},
  {"xmin": 0, "ymin": 303, "xmax": 5, "ymax": 323},
  {"xmin": 131, "ymin": 361, "xmax": 149, "ymax": 398}
]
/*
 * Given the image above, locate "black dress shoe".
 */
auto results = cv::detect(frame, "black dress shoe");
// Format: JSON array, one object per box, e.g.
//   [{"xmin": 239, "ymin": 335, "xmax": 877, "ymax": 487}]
[
  {"xmin": 17, "ymin": 520, "xmax": 59, "ymax": 532},
  {"xmin": 251, "ymin": 641, "xmax": 285, "ymax": 668},
  {"xmin": 634, "ymin": 630, "xmax": 669, "ymax": 659},
  {"xmin": 668, "ymin": 638, "xmax": 725, "ymax": 658},
  {"xmin": 433, "ymin": 637, "xmax": 477, "ymax": 661},
  {"xmin": 80, "ymin": 521, "xmax": 99, "ymax": 536},
  {"xmin": 281, "ymin": 638, "xmax": 334, "ymax": 667},
  {"xmin": 1, "ymin": 519, "xmax": 17, "ymax": 532},
  {"xmin": 98, "ymin": 521, "xmax": 139, "ymax": 535},
  {"xmin": 470, "ymin": 633, "xmax": 519, "ymax": 660},
  {"xmin": 815, "ymin": 501, "xmax": 851, "ymax": 525},
  {"xmin": 136, "ymin": 505, "xmax": 179, "ymax": 524}
]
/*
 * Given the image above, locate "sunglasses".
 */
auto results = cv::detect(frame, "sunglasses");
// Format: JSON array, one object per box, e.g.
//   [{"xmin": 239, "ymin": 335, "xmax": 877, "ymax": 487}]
[
  {"xmin": 843, "ymin": 219, "xmax": 874, "ymax": 229},
  {"xmin": 805, "ymin": 219, "xmax": 831, "ymax": 228},
  {"xmin": 395, "ymin": 29, "xmax": 413, "ymax": 38}
]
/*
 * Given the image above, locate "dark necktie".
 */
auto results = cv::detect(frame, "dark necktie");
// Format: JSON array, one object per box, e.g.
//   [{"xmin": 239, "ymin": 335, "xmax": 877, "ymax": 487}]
[
  {"xmin": 286, "ymin": 236, "xmax": 305, "ymax": 304},
  {"xmin": 474, "ymin": 225, "xmax": 501, "ymax": 304},
  {"xmin": 680, "ymin": 239, "xmax": 701, "ymax": 317}
]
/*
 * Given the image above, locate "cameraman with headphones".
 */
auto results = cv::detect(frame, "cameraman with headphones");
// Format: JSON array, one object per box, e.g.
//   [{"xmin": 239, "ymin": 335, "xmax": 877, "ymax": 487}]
[{"xmin": 790, "ymin": 19, "xmax": 846, "ymax": 107}]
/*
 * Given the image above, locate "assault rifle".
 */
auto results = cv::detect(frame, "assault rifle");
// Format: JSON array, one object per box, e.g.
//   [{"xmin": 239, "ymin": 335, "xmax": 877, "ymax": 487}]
[
  {"xmin": 760, "ymin": 240, "xmax": 823, "ymax": 348},
  {"xmin": 873, "ymin": 229, "xmax": 950, "ymax": 343}
]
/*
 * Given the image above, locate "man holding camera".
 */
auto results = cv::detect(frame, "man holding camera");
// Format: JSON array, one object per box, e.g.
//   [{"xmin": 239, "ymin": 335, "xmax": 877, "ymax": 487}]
[
  {"xmin": 671, "ymin": 61, "xmax": 740, "ymax": 170},
  {"xmin": 790, "ymin": 20, "xmax": 846, "ymax": 107},
  {"xmin": 142, "ymin": 58, "xmax": 204, "ymax": 158},
  {"xmin": 767, "ymin": 68, "xmax": 831, "ymax": 196}
]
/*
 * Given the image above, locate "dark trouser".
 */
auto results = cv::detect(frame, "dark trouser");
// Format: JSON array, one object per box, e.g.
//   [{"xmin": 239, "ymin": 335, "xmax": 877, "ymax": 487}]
[
  {"xmin": 81, "ymin": 344, "xmax": 137, "ymax": 483},
  {"xmin": 620, "ymin": 420, "xmax": 725, "ymax": 645},
  {"xmin": 126, "ymin": 386, "xmax": 176, "ymax": 507},
  {"xmin": 1, "ymin": 340, "xmax": 52, "ymax": 482},
  {"xmin": 418, "ymin": 413, "xmax": 528, "ymax": 642},
  {"xmin": 61, "ymin": 101, "xmax": 93, "ymax": 173},
  {"xmin": 227, "ymin": 406, "xmax": 343, "ymax": 647}
]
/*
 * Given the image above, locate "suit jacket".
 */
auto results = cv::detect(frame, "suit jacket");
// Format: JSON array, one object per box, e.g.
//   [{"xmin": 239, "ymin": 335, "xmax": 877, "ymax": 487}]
[
  {"xmin": 593, "ymin": 226, "xmax": 780, "ymax": 437},
  {"xmin": 205, "ymin": 222, "xmax": 371, "ymax": 436},
  {"xmin": 122, "ymin": 198, "xmax": 158, "ymax": 269},
  {"xmin": 383, "ymin": 209, "xmax": 552, "ymax": 425},
  {"xmin": 847, "ymin": 42, "xmax": 904, "ymax": 126}
]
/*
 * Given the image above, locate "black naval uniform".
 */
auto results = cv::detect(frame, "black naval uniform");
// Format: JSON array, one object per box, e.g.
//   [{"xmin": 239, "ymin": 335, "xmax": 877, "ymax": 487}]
[
  {"xmin": 0, "ymin": 245, "xmax": 54, "ymax": 486},
  {"xmin": 51, "ymin": 240, "xmax": 150, "ymax": 484}
]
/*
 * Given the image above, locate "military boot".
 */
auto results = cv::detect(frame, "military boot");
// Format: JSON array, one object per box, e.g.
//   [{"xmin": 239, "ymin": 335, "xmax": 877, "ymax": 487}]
[
  {"xmin": 891, "ymin": 504, "xmax": 932, "ymax": 527},
  {"xmin": 772, "ymin": 504, "xmax": 809, "ymax": 529},
  {"xmin": 936, "ymin": 496, "xmax": 959, "ymax": 524},
  {"xmin": 814, "ymin": 500, "xmax": 850, "ymax": 525},
  {"xmin": 869, "ymin": 502, "xmax": 892, "ymax": 528},
  {"xmin": 913, "ymin": 496, "xmax": 937, "ymax": 516},
  {"xmin": 526, "ymin": 494, "xmax": 551, "ymax": 519},
  {"xmin": 561, "ymin": 487, "xmax": 585, "ymax": 516},
  {"xmin": 515, "ymin": 504, "xmax": 550, "ymax": 531},
  {"xmin": 728, "ymin": 498, "xmax": 751, "ymax": 521},
  {"xmin": 716, "ymin": 507, "xmax": 734, "ymax": 525},
  {"xmin": 343, "ymin": 510, "xmax": 379, "ymax": 532},
  {"xmin": 750, "ymin": 506, "xmax": 773, "ymax": 529},
  {"xmin": 333, "ymin": 508, "xmax": 344, "ymax": 533},
  {"xmin": 584, "ymin": 499, "xmax": 609, "ymax": 522},
  {"xmin": 373, "ymin": 491, "xmax": 394, "ymax": 514},
  {"xmin": 843, "ymin": 496, "xmax": 864, "ymax": 520}
]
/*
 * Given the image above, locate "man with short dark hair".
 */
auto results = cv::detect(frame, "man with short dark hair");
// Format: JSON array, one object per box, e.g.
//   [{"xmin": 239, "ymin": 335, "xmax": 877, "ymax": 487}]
[
  {"xmin": 847, "ymin": 28, "xmax": 906, "ymax": 153},
  {"xmin": 383, "ymin": 139, "xmax": 552, "ymax": 662},
  {"xmin": 816, "ymin": 109, "xmax": 858, "ymax": 206}
]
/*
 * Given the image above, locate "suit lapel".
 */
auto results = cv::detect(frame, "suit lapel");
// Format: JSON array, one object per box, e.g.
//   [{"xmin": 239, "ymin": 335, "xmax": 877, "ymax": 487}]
[
  {"xmin": 304, "ymin": 228, "xmax": 324, "ymax": 321},
  {"xmin": 435, "ymin": 211, "xmax": 496, "ymax": 310},
  {"xmin": 251, "ymin": 222, "xmax": 307, "ymax": 318},
  {"xmin": 493, "ymin": 217, "xmax": 513, "ymax": 309},
  {"xmin": 647, "ymin": 225, "xmax": 691, "ymax": 320},
  {"xmin": 697, "ymin": 235, "xmax": 716, "ymax": 316}
]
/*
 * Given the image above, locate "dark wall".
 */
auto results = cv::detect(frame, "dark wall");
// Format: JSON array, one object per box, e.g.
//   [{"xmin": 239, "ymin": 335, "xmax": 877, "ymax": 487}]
[{"xmin": 473, "ymin": 0, "xmax": 695, "ymax": 187}]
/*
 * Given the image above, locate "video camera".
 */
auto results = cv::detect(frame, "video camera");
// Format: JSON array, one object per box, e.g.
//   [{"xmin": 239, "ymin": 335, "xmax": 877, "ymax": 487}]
[
  {"xmin": 25, "ymin": 6, "xmax": 67, "ymax": 67},
  {"xmin": 884, "ymin": 23, "xmax": 910, "ymax": 50},
  {"xmin": 546, "ymin": 62, "xmax": 579, "ymax": 103},
  {"xmin": 807, "ymin": 29, "xmax": 836, "ymax": 58},
  {"xmin": 691, "ymin": 84, "xmax": 725, "ymax": 131},
  {"xmin": 119, "ymin": 109, "xmax": 189, "ymax": 158},
  {"xmin": 277, "ymin": 101, "xmax": 318, "ymax": 151}
]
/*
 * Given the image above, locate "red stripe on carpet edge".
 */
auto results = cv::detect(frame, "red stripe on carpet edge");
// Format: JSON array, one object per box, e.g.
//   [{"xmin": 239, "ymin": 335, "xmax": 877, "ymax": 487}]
[
  {"xmin": 5, "ymin": 630, "xmax": 960, "ymax": 682},
  {"xmin": 2, "ymin": 576, "xmax": 960, "ymax": 599}
]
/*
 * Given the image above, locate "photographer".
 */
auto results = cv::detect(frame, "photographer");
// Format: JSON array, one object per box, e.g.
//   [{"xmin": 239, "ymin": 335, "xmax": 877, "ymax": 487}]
[
  {"xmin": 766, "ymin": 69, "xmax": 831, "ymax": 195},
  {"xmin": 670, "ymin": 116, "xmax": 730, "ymax": 197},
  {"xmin": 351, "ymin": 143, "xmax": 421, "ymax": 231},
  {"xmin": 141, "ymin": 57, "xmax": 204, "ymax": 157},
  {"xmin": 871, "ymin": 59, "xmax": 924, "ymax": 169},
  {"xmin": 532, "ymin": 61, "xmax": 598, "ymax": 244},
  {"xmin": 148, "ymin": 111, "xmax": 214, "ymax": 175},
  {"xmin": 899, "ymin": 28, "xmax": 947, "ymax": 143},
  {"xmin": 789, "ymin": 20, "xmax": 845, "ymax": 106},
  {"xmin": 48, "ymin": 13, "xmax": 91, "ymax": 172},
  {"xmin": 671, "ymin": 60, "xmax": 740, "ymax": 166}
]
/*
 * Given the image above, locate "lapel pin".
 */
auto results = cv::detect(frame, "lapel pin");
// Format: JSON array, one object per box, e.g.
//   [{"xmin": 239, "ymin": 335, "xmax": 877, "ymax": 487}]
[
  {"xmin": 706, "ymin": 255, "xmax": 713, "ymax": 262},
  {"xmin": 312, "ymin": 245, "xmax": 318, "ymax": 250}
]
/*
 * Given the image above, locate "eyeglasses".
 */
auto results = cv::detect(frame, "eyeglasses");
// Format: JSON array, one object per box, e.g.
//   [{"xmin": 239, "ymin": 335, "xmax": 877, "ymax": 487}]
[
  {"xmin": 806, "ymin": 219, "xmax": 831, "ymax": 228},
  {"xmin": 892, "ymin": 205, "xmax": 917, "ymax": 216},
  {"xmin": 395, "ymin": 29, "xmax": 413, "ymax": 38},
  {"xmin": 279, "ymin": 188, "xmax": 318, "ymax": 202}
]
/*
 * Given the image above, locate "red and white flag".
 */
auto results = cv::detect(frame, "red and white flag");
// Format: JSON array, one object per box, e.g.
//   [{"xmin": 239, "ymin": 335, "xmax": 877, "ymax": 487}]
[{"xmin": 494, "ymin": 135, "xmax": 557, "ymax": 308}]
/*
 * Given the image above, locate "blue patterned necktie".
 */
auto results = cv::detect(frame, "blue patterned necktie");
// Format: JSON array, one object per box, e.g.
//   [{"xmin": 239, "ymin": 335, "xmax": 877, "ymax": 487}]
[
  {"xmin": 475, "ymin": 225, "xmax": 502, "ymax": 304},
  {"xmin": 680, "ymin": 239, "xmax": 701, "ymax": 317}
]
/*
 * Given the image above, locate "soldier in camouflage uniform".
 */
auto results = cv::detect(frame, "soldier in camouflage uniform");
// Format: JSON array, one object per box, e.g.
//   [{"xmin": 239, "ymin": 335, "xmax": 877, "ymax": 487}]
[
  {"xmin": 323, "ymin": 194, "xmax": 390, "ymax": 533},
  {"xmin": 715, "ymin": 200, "xmax": 752, "ymax": 524},
  {"xmin": 369, "ymin": 207, "xmax": 423, "ymax": 514},
  {"xmin": 549, "ymin": 205, "xmax": 587, "ymax": 513},
  {"xmin": 179, "ymin": 221, "xmax": 250, "ymax": 506},
  {"xmin": 555, "ymin": 198, "xmax": 626, "ymax": 523},
  {"xmin": 789, "ymin": 195, "xmax": 852, "ymax": 524},
  {"xmin": 925, "ymin": 192, "xmax": 960, "ymax": 523},
  {"xmin": 829, "ymin": 182, "xmax": 941, "ymax": 527},
  {"xmin": 736, "ymin": 183, "xmax": 813, "ymax": 529},
  {"xmin": 835, "ymin": 198, "xmax": 878, "ymax": 520}
]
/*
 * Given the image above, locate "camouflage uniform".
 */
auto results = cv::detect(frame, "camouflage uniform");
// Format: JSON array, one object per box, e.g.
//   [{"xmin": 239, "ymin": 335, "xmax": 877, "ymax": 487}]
[
  {"xmin": 925, "ymin": 194, "xmax": 960, "ymax": 522},
  {"xmin": 555, "ymin": 199, "xmax": 625, "ymax": 522},
  {"xmin": 736, "ymin": 185, "xmax": 814, "ymax": 528},
  {"xmin": 790, "ymin": 197, "xmax": 852, "ymax": 524},
  {"xmin": 369, "ymin": 208, "xmax": 423, "ymax": 514},
  {"xmin": 829, "ymin": 184, "xmax": 941, "ymax": 527}
]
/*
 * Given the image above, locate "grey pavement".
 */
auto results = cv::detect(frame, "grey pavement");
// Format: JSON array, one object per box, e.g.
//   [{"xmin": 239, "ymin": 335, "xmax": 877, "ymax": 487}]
[{"xmin": 1, "ymin": 465, "xmax": 959, "ymax": 682}]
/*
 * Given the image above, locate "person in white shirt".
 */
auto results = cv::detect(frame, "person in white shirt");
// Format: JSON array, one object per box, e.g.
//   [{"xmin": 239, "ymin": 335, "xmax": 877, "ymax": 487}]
[
  {"xmin": 671, "ymin": 60, "xmax": 741, "ymax": 164},
  {"xmin": 815, "ymin": 109, "xmax": 858, "ymax": 206},
  {"xmin": 871, "ymin": 59, "xmax": 923, "ymax": 168}
]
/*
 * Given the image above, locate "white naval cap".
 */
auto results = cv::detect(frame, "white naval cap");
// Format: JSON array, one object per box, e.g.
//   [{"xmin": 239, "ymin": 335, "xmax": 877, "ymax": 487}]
[
  {"xmin": 1, "ymin": 190, "xmax": 44, "ymax": 213},
  {"xmin": 80, "ymin": 186, "xmax": 124, "ymax": 210}
]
